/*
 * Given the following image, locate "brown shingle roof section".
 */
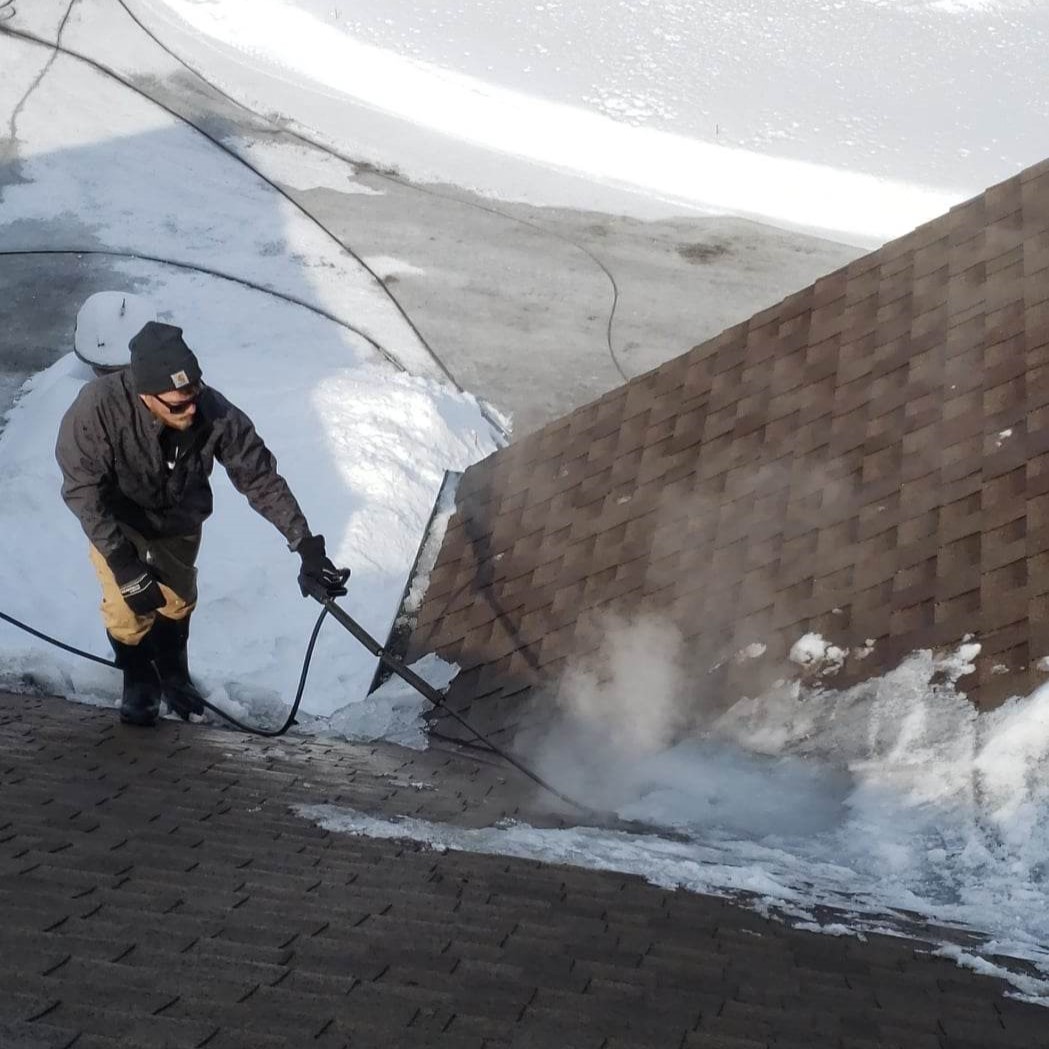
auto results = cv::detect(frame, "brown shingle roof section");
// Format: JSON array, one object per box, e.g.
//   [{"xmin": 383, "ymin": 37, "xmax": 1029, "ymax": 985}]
[{"xmin": 410, "ymin": 161, "xmax": 1049, "ymax": 731}]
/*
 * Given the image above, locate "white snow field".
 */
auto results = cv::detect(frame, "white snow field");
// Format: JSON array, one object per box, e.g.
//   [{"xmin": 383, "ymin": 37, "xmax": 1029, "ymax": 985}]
[
  {"xmin": 4, "ymin": 0, "xmax": 1049, "ymax": 1000},
  {"xmin": 132, "ymin": 0, "xmax": 1049, "ymax": 244}
]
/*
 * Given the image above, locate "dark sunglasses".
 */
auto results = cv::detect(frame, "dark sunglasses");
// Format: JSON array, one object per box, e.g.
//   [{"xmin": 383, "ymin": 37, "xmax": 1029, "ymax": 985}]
[{"xmin": 154, "ymin": 385, "xmax": 203, "ymax": 414}]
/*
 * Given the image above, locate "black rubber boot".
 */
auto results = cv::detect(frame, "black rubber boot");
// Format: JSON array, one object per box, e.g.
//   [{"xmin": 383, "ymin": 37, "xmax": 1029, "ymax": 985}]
[
  {"xmin": 109, "ymin": 633, "xmax": 162, "ymax": 727},
  {"xmin": 150, "ymin": 614, "xmax": 205, "ymax": 720}
]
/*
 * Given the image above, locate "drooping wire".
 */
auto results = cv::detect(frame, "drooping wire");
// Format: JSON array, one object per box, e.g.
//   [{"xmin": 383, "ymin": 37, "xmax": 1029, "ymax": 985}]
[
  {"xmin": 0, "ymin": 247, "xmax": 393, "ymax": 367},
  {"xmin": 0, "ymin": 606, "xmax": 326, "ymax": 737},
  {"xmin": 0, "ymin": 610, "xmax": 115, "ymax": 668}
]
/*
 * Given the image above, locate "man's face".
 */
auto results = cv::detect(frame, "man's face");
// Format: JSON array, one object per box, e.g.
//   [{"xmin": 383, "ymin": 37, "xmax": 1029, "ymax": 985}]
[{"xmin": 141, "ymin": 384, "xmax": 202, "ymax": 431}]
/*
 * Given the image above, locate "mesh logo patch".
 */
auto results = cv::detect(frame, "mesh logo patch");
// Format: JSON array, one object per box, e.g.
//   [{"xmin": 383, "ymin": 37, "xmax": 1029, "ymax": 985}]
[{"xmin": 170, "ymin": 370, "xmax": 190, "ymax": 389}]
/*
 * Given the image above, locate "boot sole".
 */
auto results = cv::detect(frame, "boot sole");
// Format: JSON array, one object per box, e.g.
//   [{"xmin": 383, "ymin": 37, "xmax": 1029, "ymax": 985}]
[{"xmin": 119, "ymin": 707, "xmax": 159, "ymax": 727}]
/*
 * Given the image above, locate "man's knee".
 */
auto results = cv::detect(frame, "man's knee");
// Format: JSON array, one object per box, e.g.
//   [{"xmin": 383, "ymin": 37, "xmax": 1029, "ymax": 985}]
[
  {"xmin": 158, "ymin": 584, "xmax": 195, "ymax": 622},
  {"xmin": 104, "ymin": 609, "xmax": 155, "ymax": 645},
  {"xmin": 90, "ymin": 544, "xmax": 194, "ymax": 640}
]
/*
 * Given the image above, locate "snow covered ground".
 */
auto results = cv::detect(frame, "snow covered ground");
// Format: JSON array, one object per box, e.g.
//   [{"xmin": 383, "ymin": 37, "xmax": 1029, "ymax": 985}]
[
  {"xmin": 0, "ymin": 261, "xmax": 497, "ymax": 720},
  {"xmin": 296, "ymin": 0, "xmax": 1043, "ymax": 193},
  {"xmin": 131, "ymin": 0, "xmax": 1049, "ymax": 244},
  {"xmin": 4, "ymin": 0, "xmax": 1049, "ymax": 1001}
]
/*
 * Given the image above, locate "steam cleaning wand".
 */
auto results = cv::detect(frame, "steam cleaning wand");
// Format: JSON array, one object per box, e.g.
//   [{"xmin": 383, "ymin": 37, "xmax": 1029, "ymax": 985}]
[
  {"xmin": 1, "ymin": 581, "xmax": 603, "ymax": 819},
  {"xmin": 298, "ymin": 573, "xmax": 599, "ymax": 817}
]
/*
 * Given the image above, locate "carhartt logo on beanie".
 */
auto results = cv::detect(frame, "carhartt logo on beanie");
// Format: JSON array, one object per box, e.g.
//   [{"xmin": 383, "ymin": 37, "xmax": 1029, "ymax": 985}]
[{"xmin": 129, "ymin": 322, "xmax": 202, "ymax": 394}]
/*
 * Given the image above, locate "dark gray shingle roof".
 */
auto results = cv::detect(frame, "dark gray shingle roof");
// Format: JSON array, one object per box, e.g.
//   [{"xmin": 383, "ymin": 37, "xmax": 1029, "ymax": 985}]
[{"xmin": 2, "ymin": 692, "xmax": 1046, "ymax": 1048}]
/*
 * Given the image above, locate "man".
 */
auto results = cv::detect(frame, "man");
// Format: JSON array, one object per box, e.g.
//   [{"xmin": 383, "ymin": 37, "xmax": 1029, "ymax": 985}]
[{"xmin": 56, "ymin": 320, "xmax": 347, "ymax": 726}]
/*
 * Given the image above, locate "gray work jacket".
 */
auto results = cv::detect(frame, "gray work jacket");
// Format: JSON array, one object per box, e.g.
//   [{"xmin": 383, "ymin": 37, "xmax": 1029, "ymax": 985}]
[{"xmin": 56, "ymin": 370, "xmax": 310, "ymax": 567}]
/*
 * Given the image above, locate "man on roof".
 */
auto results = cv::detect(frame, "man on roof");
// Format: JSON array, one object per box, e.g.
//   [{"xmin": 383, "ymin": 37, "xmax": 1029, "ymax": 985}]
[{"xmin": 56, "ymin": 320, "xmax": 348, "ymax": 727}]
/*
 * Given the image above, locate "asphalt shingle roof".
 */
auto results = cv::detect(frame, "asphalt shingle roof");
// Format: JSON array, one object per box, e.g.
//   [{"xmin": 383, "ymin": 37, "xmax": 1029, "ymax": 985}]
[
  {"xmin": 408, "ymin": 157, "xmax": 1049, "ymax": 735},
  {"xmin": 2, "ymin": 691, "xmax": 1047, "ymax": 1048}
]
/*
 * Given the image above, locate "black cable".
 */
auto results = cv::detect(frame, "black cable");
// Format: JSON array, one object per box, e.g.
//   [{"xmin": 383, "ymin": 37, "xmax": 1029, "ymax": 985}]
[
  {"xmin": 0, "ymin": 610, "xmax": 116, "ymax": 668},
  {"xmin": 0, "ymin": 0, "xmax": 15, "ymax": 24},
  {"xmin": 4, "ymin": 603, "xmax": 696, "ymax": 839},
  {"xmin": 6, "ymin": 0, "xmax": 75, "ymax": 145},
  {"xmin": 0, "ymin": 248, "xmax": 395, "ymax": 367},
  {"xmin": 114, "ymin": 0, "xmax": 627, "ymax": 385},
  {"xmin": 0, "ymin": 606, "xmax": 326, "ymax": 737},
  {"xmin": 199, "ymin": 604, "xmax": 329, "ymax": 737},
  {"xmin": 1, "ymin": 583, "xmax": 599, "ymax": 812},
  {"xmin": 0, "ymin": 18, "xmax": 513, "ymax": 441},
  {"xmin": 0, "ymin": 599, "xmax": 602, "ymax": 816}
]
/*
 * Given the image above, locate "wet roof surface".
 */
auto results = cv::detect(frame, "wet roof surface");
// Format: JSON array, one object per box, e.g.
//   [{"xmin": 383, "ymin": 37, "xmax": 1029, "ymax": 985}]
[{"xmin": 2, "ymin": 691, "xmax": 1046, "ymax": 1048}]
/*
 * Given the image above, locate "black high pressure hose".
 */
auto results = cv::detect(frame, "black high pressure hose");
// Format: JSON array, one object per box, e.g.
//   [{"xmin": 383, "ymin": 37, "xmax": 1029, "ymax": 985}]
[
  {"xmin": 0, "ymin": 606, "xmax": 325, "ymax": 737},
  {"xmin": 0, "ymin": 599, "xmax": 600, "ymax": 817}
]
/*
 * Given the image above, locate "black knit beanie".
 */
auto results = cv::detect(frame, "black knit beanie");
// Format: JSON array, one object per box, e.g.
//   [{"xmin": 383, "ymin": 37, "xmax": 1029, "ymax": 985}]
[{"xmin": 129, "ymin": 322, "xmax": 202, "ymax": 394}]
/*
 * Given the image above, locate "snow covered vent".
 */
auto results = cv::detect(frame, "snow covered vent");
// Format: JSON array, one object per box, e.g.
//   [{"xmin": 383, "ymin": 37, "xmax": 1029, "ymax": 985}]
[{"xmin": 73, "ymin": 292, "xmax": 156, "ymax": 373}]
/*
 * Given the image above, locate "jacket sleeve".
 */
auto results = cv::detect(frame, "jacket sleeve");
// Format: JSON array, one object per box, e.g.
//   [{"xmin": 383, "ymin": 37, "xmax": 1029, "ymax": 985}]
[
  {"xmin": 215, "ymin": 402, "xmax": 311, "ymax": 548},
  {"xmin": 55, "ymin": 391, "xmax": 138, "ymax": 565}
]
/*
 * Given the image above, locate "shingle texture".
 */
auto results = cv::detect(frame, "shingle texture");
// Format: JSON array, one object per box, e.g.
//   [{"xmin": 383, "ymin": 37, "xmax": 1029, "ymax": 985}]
[
  {"xmin": 3, "ymin": 691, "xmax": 1048, "ymax": 1048},
  {"xmin": 409, "ymin": 157, "xmax": 1049, "ymax": 734}
]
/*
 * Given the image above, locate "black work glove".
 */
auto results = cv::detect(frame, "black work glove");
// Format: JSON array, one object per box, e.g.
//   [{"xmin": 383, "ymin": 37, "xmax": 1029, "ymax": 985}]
[
  {"xmin": 296, "ymin": 534, "xmax": 349, "ymax": 600},
  {"xmin": 108, "ymin": 549, "xmax": 166, "ymax": 616}
]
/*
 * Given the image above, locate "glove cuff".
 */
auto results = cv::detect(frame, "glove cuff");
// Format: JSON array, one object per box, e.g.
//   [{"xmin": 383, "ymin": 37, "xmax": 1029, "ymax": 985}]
[
  {"xmin": 118, "ymin": 571, "xmax": 158, "ymax": 601},
  {"xmin": 106, "ymin": 543, "xmax": 144, "ymax": 584},
  {"xmin": 296, "ymin": 533, "xmax": 326, "ymax": 561}
]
